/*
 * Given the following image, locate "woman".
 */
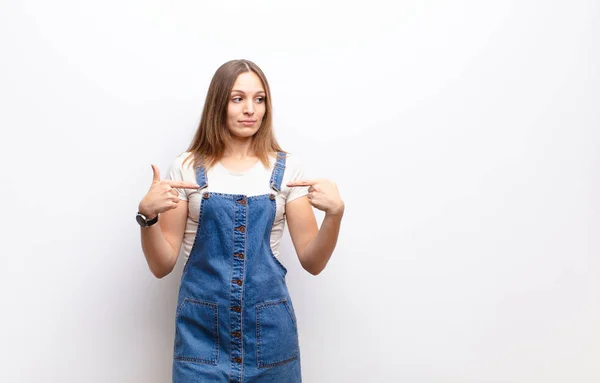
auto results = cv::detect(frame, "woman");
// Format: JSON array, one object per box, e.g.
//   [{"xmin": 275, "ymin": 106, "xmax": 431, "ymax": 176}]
[{"xmin": 137, "ymin": 59, "xmax": 344, "ymax": 382}]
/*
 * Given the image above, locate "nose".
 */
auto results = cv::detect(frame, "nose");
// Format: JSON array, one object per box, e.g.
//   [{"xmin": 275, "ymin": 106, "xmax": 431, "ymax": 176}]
[{"xmin": 243, "ymin": 100, "xmax": 254, "ymax": 115}]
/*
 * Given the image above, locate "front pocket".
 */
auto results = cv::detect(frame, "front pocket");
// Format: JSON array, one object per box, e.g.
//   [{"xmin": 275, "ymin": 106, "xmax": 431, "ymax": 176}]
[
  {"xmin": 174, "ymin": 298, "xmax": 219, "ymax": 365},
  {"xmin": 256, "ymin": 298, "xmax": 299, "ymax": 368}
]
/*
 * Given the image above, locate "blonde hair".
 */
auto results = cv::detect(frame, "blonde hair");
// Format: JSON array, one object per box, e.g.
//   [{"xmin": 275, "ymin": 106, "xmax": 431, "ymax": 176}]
[{"xmin": 183, "ymin": 59, "xmax": 285, "ymax": 170}]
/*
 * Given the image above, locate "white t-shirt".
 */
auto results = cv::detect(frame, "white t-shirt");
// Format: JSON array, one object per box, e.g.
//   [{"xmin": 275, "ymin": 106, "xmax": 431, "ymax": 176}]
[{"xmin": 167, "ymin": 152, "xmax": 309, "ymax": 263}]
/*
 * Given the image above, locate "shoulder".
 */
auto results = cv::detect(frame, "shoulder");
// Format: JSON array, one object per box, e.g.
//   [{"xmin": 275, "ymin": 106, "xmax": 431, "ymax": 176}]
[
  {"xmin": 279, "ymin": 152, "xmax": 309, "ymax": 202},
  {"xmin": 282, "ymin": 152, "xmax": 304, "ymax": 170},
  {"xmin": 279, "ymin": 152, "xmax": 307, "ymax": 181},
  {"xmin": 167, "ymin": 151, "xmax": 196, "ymax": 182},
  {"xmin": 171, "ymin": 151, "xmax": 194, "ymax": 170}
]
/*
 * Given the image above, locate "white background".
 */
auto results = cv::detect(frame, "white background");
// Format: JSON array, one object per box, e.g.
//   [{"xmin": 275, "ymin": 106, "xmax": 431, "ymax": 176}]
[{"xmin": 1, "ymin": 0, "xmax": 599, "ymax": 382}]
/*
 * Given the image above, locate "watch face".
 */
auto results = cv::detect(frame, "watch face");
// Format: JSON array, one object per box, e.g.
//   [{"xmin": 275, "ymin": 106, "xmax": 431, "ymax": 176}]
[{"xmin": 136, "ymin": 214, "xmax": 147, "ymax": 226}]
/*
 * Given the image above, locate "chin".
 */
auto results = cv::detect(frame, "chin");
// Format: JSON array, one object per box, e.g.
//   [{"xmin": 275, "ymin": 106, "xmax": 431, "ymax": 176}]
[{"xmin": 232, "ymin": 129, "xmax": 258, "ymax": 138}]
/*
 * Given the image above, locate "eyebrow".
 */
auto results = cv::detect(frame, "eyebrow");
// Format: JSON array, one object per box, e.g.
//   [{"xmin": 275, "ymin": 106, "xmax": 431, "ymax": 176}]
[{"xmin": 231, "ymin": 89, "xmax": 266, "ymax": 94}]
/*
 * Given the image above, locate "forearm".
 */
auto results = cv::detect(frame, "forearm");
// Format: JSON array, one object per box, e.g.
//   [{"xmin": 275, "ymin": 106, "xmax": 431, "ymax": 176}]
[
  {"xmin": 140, "ymin": 223, "xmax": 177, "ymax": 278},
  {"xmin": 300, "ymin": 211, "xmax": 343, "ymax": 275}
]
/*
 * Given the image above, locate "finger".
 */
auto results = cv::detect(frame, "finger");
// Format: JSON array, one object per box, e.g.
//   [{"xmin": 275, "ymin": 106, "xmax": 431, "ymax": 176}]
[
  {"xmin": 308, "ymin": 185, "xmax": 317, "ymax": 193},
  {"xmin": 165, "ymin": 180, "xmax": 200, "ymax": 189},
  {"xmin": 287, "ymin": 179, "xmax": 318, "ymax": 187},
  {"xmin": 151, "ymin": 164, "xmax": 161, "ymax": 182},
  {"xmin": 169, "ymin": 188, "xmax": 178, "ymax": 197}
]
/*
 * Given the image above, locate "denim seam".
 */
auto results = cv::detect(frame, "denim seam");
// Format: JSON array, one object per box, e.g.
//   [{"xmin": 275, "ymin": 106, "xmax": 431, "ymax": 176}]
[
  {"xmin": 228, "ymin": 198, "xmax": 235, "ymax": 382},
  {"xmin": 229, "ymin": 194, "xmax": 236, "ymax": 375},
  {"xmin": 240, "ymin": 198, "xmax": 248, "ymax": 379},
  {"xmin": 202, "ymin": 192, "xmax": 273, "ymax": 200},
  {"xmin": 283, "ymin": 300, "xmax": 298, "ymax": 327}
]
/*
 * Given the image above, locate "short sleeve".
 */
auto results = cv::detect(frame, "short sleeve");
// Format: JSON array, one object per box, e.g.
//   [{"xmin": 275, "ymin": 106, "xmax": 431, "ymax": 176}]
[
  {"xmin": 285, "ymin": 155, "xmax": 309, "ymax": 204},
  {"xmin": 167, "ymin": 154, "xmax": 190, "ymax": 201}
]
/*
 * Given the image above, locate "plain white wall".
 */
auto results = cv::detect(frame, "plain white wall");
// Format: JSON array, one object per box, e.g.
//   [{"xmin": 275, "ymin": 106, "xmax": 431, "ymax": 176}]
[{"xmin": 1, "ymin": 0, "xmax": 599, "ymax": 381}]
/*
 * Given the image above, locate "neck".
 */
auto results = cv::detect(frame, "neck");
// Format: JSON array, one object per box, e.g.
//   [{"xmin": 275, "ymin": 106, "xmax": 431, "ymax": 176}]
[{"xmin": 224, "ymin": 136, "xmax": 255, "ymax": 159}]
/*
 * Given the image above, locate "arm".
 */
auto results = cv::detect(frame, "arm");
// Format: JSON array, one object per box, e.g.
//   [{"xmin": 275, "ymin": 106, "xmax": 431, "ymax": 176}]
[
  {"xmin": 138, "ymin": 163, "xmax": 200, "ymax": 279},
  {"xmin": 139, "ymin": 201, "xmax": 188, "ymax": 279},
  {"xmin": 286, "ymin": 196, "xmax": 344, "ymax": 275}
]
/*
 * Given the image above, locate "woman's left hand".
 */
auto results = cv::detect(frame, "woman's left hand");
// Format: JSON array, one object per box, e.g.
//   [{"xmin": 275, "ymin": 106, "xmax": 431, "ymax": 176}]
[{"xmin": 287, "ymin": 179, "xmax": 345, "ymax": 216}]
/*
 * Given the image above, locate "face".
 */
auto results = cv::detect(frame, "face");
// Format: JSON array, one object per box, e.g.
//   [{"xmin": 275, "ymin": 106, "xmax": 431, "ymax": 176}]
[{"xmin": 226, "ymin": 71, "xmax": 266, "ymax": 139}]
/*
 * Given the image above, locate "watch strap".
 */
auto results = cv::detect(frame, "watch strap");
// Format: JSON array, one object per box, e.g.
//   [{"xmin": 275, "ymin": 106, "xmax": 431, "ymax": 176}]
[{"xmin": 137, "ymin": 212, "xmax": 158, "ymax": 227}]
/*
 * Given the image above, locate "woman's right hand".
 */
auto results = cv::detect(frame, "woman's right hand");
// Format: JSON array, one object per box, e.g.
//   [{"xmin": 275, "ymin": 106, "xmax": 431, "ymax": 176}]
[{"xmin": 138, "ymin": 164, "xmax": 200, "ymax": 218}]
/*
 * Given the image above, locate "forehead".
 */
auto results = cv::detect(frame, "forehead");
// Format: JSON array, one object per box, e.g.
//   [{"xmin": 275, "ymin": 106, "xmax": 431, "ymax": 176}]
[{"xmin": 231, "ymin": 71, "xmax": 264, "ymax": 93}]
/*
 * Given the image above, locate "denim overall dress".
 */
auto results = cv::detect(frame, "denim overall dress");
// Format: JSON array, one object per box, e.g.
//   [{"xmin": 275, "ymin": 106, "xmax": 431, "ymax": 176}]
[{"xmin": 172, "ymin": 152, "xmax": 302, "ymax": 382}]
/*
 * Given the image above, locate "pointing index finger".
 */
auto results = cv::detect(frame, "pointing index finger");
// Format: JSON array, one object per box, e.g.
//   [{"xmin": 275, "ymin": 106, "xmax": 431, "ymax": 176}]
[
  {"xmin": 165, "ymin": 180, "xmax": 201, "ymax": 189},
  {"xmin": 286, "ymin": 179, "xmax": 318, "ymax": 187}
]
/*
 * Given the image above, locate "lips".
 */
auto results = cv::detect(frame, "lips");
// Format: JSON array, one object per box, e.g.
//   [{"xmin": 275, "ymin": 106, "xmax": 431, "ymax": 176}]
[{"xmin": 239, "ymin": 120, "xmax": 257, "ymax": 126}]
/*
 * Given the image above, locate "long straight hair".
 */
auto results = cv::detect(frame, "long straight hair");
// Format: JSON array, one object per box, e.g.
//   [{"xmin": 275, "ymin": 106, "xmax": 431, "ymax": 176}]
[{"xmin": 183, "ymin": 59, "xmax": 285, "ymax": 170}]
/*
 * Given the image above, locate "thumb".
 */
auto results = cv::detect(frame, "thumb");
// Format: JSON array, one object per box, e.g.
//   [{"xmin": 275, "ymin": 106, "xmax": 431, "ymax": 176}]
[{"xmin": 151, "ymin": 164, "xmax": 161, "ymax": 182}]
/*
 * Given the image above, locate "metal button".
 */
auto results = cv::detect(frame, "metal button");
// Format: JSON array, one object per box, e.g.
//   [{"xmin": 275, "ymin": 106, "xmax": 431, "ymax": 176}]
[
  {"xmin": 203, "ymin": 193, "xmax": 210, "ymax": 199},
  {"xmin": 234, "ymin": 253, "xmax": 245, "ymax": 259},
  {"xmin": 231, "ymin": 331, "xmax": 241, "ymax": 338},
  {"xmin": 269, "ymin": 194, "xmax": 275, "ymax": 201},
  {"xmin": 233, "ymin": 279, "xmax": 243, "ymax": 286},
  {"xmin": 235, "ymin": 226, "xmax": 246, "ymax": 233},
  {"xmin": 238, "ymin": 197, "xmax": 247, "ymax": 206},
  {"xmin": 231, "ymin": 306, "xmax": 241, "ymax": 313},
  {"xmin": 232, "ymin": 357, "xmax": 242, "ymax": 364}
]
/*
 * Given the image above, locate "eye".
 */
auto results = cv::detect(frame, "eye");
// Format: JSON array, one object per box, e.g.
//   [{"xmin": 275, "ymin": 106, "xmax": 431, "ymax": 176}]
[
  {"xmin": 232, "ymin": 96, "xmax": 242, "ymax": 102},
  {"xmin": 256, "ymin": 97, "xmax": 265, "ymax": 103}
]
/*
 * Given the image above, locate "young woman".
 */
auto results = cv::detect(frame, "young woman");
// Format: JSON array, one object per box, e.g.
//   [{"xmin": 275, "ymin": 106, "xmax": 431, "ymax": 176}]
[{"xmin": 137, "ymin": 59, "xmax": 344, "ymax": 382}]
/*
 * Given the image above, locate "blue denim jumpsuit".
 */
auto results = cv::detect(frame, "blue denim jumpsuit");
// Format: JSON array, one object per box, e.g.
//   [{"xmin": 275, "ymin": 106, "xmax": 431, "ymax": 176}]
[{"xmin": 173, "ymin": 152, "xmax": 302, "ymax": 382}]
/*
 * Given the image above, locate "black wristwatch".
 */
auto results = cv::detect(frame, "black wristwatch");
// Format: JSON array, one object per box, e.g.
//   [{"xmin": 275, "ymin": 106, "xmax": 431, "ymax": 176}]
[{"xmin": 136, "ymin": 212, "xmax": 158, "ymax": 227}]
